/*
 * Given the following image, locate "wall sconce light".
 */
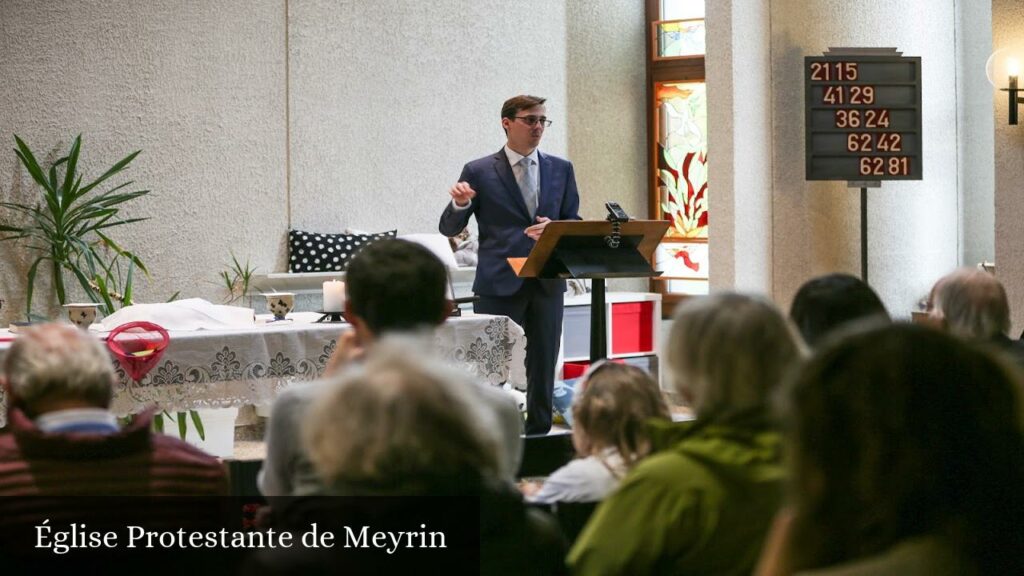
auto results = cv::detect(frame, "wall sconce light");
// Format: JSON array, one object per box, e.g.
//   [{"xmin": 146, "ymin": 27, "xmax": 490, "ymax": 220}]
[{"xmin": 987, "ymin": 48, "xmax": 1024, "ymax": 125}]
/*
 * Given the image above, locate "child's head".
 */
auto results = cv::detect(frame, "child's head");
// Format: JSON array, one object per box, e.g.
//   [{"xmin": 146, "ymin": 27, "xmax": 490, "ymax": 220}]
[{"xmin": 571, "ymin": 362, "xmax": 671, "ymax": 466}]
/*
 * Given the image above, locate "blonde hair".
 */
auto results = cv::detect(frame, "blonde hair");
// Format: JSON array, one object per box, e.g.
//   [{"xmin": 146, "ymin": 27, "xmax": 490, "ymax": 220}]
[
  {"xmin": 304, "ymin": 344, "xmax": 499, "ymax": 493},
  {"xmin": 667, "ymin": 292, "xmax": 803, "ymax": 421},
  {"xmin": 572, "ymin": 363, "xmax": 670, "ymax": 469},
  {"xmin": 3, "ymin": 323, "xmax": 114, "ymax": 411}
]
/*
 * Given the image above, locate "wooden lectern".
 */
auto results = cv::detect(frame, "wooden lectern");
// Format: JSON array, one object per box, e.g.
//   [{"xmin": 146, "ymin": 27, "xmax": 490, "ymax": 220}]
[{"xmin": 509, "ymin": 220, "xmax": 670, "ymax": 363}]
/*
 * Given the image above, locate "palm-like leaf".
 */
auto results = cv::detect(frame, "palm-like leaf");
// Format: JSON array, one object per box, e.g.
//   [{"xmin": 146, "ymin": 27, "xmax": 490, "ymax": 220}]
[
  {"xmin": 77, "ymin": 149, "xmax": 141, "ymax": 196},
  {"xmin": 189, "ymin": 410, "xmax": 205, "ymax": 440},
  {"xmin": 93, "ymin": 275, "xmax": 116, "ymax": 313},
  {"xmin": 62, "ymin": 136, "xmax": 81, "ymax": 202},
  {"xmin": 25, "ymin": 256, "xmax": 47, "ymax": 318},
  {"xmin": 176, "ymin": 412, "xmax": 188, "ymax": 440},
  {"xmin": 13, "ymin": 136, "xmax": 54, "ymax": 195}
]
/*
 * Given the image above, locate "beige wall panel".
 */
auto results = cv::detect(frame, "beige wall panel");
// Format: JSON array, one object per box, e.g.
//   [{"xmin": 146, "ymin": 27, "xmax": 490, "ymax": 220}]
[
  {"xmin": 994, "ymin": 0, "xmax": 1024, "ymax": 333},
  {"xmin": 566, "ymin": 0, "xmax": 646, "ymax": 291},
  {"xmin": 770, "ymin": 0, "xmax": 959, "ymax": 317}
]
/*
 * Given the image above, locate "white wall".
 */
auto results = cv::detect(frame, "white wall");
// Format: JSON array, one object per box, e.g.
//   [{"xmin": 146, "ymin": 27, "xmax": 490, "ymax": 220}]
[
  {"xmin": 288, "ymin": 0, "xmax": 567, "ymax": 237},
  {"xmin": 0, "ymin": 1, "xmax": 648, "ymax": 324},
  {"xmin": 957, "ymin": 0, "xmax": 995, "ymax": 268},
  {"xmin": 706, "ymin": 0, "xmax": 774, "ymax": 295},
  {"xmin": 0, "ymin": 0, "xmax": 287, "ymax": 321}
]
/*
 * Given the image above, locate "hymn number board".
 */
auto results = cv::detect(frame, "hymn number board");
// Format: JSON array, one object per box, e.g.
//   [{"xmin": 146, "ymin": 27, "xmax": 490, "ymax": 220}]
[{"xmin": 805, "ymin": 55, "xmax": 922, "ymax": 181}]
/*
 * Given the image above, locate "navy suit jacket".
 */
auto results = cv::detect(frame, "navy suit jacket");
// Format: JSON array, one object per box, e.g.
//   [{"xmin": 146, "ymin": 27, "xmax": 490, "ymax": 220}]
[{"xmin": 439, "ymin": 148, "xmax": 581, "ymax": 297}]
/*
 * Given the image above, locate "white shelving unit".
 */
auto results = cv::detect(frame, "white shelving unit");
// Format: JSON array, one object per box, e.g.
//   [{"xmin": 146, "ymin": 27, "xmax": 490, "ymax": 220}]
[{"xmin": 559, "ymin": 291, "xmax": 662, "ymax": 381}]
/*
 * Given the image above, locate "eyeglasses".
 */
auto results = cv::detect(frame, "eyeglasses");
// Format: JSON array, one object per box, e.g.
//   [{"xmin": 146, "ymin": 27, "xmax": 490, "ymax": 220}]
[{"xmin": 514, "ymin": 115, "xmax": 553, "ymax": 127}]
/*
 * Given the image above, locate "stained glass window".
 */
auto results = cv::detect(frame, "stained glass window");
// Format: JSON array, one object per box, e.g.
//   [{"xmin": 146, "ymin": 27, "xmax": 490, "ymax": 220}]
[
  {"xmin": 656, "ymin": 19, "xmax": 705, "ymax": 58},
  {"xmin": 653, "ymin": 81, "xmax": 708, "ymax": 292},
  {"xmin": 650, "ymin": 0, "xmax": 708, "ymax": 304},
  {"xmin": 657, "ymin": 82, "xmax": 707, "ymax": 240}
]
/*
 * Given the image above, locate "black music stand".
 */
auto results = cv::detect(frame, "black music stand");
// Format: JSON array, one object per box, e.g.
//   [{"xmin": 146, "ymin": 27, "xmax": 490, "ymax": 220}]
[{"xmin": 510, "ymin": 220, "xmax": 669, "ymax": 362}]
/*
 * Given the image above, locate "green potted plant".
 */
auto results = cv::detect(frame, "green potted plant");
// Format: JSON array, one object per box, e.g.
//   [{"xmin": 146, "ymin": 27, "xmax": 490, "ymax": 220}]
[
  {"xmin": 218, "ymin": 250, "xmax": 257, "ymax": 305},
  {"xmin": 0, "ymin": 134, "xmax": 149, "ymax": 319},
  {"xmin": 1, "ymin": 135, "xmax": 205, "ymax": 442}
]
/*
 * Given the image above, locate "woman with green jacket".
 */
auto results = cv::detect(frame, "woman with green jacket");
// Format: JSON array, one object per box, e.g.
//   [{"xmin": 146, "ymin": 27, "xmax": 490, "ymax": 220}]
[{"xmin": 568, "ymin": 293, "xmax": 803, "ymax": 576}]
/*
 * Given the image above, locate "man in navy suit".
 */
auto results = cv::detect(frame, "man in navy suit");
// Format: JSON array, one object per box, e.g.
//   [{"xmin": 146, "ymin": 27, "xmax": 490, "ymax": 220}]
[{"xmin": 439, "ymin": 95, "xmax": 580, "ymax": 435}]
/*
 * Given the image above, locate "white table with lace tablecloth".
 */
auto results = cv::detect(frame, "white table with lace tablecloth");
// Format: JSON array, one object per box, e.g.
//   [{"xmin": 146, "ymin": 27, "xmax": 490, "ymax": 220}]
[{"xmin": 0, "ymin": 312, "xmax": 526, "ymax": 427}]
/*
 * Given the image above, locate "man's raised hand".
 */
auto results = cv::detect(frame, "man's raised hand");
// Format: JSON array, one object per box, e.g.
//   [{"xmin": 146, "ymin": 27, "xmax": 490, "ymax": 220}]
[{"xmin": 450, "ymin": 182, "xmax": 476, "ymax": 207}]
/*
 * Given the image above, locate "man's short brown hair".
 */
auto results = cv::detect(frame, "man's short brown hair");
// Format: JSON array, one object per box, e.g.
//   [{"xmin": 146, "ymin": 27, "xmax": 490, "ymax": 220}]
[{"xmin": 501, "ymin": 95, "xmax": 546, "ymax": 120}]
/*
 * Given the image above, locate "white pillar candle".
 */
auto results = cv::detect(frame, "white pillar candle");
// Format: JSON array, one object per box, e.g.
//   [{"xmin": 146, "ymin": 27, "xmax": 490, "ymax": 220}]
[{"xmin": 323, "ymin": 280, "xmax": 345, "ymax": 312}]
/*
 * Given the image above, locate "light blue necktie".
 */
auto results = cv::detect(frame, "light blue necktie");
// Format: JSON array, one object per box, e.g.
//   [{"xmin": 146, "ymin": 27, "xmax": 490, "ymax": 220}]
[{"xmin": 516, "ymin": 157, "xmax": 537, "ymax": 219}]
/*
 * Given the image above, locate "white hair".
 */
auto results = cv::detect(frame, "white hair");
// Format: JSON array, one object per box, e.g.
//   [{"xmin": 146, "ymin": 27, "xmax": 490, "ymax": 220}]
[
  {"xmin": 303, "ymin": 339, "xmax": 500, "ymax": 492},
  {"xmin": 932, "ymin": 268, "xmax": 1011, "ymax": 339},
  {"xmin": 3, "ymin": 323, "xmax": 115, "ymax": 410}
]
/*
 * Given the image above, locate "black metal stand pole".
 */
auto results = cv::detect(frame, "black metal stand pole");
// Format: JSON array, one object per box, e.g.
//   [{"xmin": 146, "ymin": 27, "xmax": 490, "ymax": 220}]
[
  {"xmin": 590, "ymin": 278, "xmax": 607, "ymax": 363},
  {"xmin": 861, "ymin": 186, "xmax": 868, "ymax": 283}
]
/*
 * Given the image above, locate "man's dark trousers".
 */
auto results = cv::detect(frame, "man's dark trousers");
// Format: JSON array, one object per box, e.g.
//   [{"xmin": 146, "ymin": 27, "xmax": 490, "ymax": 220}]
[{"xmin": 475, "ymin": 279, "xmax": 562, "ymax": 435}]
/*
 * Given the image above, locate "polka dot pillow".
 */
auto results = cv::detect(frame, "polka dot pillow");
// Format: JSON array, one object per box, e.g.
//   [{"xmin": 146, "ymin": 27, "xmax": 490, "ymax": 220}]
[{"xmin": 288, "ymin": 229, "xmax": 397, "ymax": 272}]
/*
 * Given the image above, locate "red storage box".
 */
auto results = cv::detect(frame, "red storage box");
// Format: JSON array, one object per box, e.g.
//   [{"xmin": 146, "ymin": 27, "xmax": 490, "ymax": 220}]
[
  {"xmin": 611, "ymin": 301, "xmax": 654, "ymax": 355},
  {"xmin": 562, "ymin": 361, "xmax": 588, "ymax": 380},
  {"xmin": 562, "ymin": 359, "xmax": 627, "ymax": 380}
]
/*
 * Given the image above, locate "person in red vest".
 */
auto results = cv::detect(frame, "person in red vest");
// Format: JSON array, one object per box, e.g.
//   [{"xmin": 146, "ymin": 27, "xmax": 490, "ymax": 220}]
[{"xmin": 0, "ymin": 323, "xmax": 228, "ymax": 496}]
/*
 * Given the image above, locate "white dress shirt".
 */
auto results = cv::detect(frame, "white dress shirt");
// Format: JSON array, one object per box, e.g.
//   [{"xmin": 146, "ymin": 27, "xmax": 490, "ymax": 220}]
[{"xmin": 35, "ymin": 408, "xmax": 120, "ymax": 434}]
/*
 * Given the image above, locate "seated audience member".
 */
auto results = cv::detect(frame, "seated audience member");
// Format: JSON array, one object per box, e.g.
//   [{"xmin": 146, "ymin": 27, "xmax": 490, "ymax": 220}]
[
  {"xmin": 0, "ymin": 324, "xmax": 229, "ymax": 567},
  {"xmin": 250, "ymin": 345, "xmax": 564, "ymax": 575},
  {"xmin": 259, "ymin": 239, "xmax": 523, "ymax": 496},
  {"xmin": 756, "ymin": 324, "xmax": 1024, "ymax": 576},
  {"xmin": 927, "ymin": 267, "xmax": 1024, "ymax": 367},
  {"xmin": 789, "ymin": 273, "xmax": 889, "ymax": 348},
  {"xmin": 528, "ymin": 362, "xmax": 670, "ymax": 504},
  {"xmin": 0, "ymin": 323, "xmax": 227, "ymax": 496},
  {"xmin": 568, "ymin": 293, "xmax": 803, "ymax": 576}
]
